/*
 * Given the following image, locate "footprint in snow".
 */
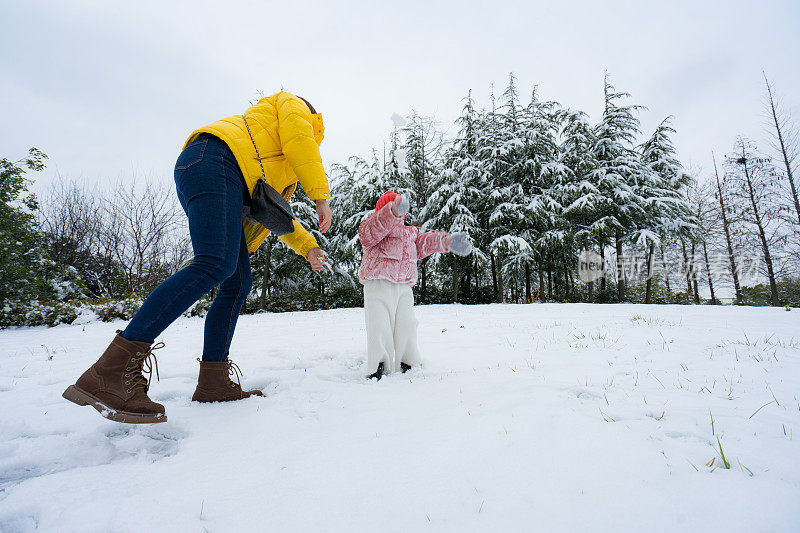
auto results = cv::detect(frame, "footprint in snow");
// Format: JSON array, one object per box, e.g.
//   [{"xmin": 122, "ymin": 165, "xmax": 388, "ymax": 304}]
[
  {"xmin": 103, "ymin": 424, "xmax": 187, "ymax": 460},
  {"xmin": 568, "ymin": 387, "xmax": 603, "ymax": 400}
]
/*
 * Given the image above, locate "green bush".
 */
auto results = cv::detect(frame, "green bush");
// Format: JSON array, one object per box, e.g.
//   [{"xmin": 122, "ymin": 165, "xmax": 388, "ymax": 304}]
[
  {"xmin": 184, "ymin": 293, "xmax": 213, "ymax": 317},
  {"xmin": 87, "ymin": 297, "xmax": 143, "ymax": 321},
  {"xmin": 0, "ymin": 300, "xmax": 80, "ymax": 328},
  {"xmin": 0, "ymin": 297, "xmax": 144, "ymax": 329},
  {"xmin": 243, "ymin": 285, "xmax": 363, "ymax": 314},
  {"xmin": 625, "ymin": 275, "xmax": 677, "ymax": 304},
  {"xmin": 777, "ymin": 277, "xmax": 800, "ymax": 308},
  {"xmin": 1, "ymin": 149, "xmax": 84, "ymax": 304},
  {"xmin": 740, "ymin": 277, "xmax": 800, "ymax": 307}
]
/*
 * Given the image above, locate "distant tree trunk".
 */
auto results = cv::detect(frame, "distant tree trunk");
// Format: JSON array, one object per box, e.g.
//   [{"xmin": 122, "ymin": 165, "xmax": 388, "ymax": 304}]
[
  {"xmin": 764, "ymin": 72, "xmax": 800, "ymax": 226},
  {"xmin": 538, "ymin": 262, "xmax": 544, "ymax": 302},
  {"xmin": 713, "ymin": 153, "xmax": 742, "ymax": 304},
  {"xmin": 511, "ymin": 277, "xmax": 517, "ymax": 303},
  {"xmin": 615, "ymin": 232, "xmax": 625, "ymax": 302},
  {"xmin": 553, "ymin": 271, "xmax": 560, "ymax": 301},
  {"xmin": 452, "ymin": 255, "xmax": 460, "ymax": 303},
  {"xmin": 702, "ymin": 239, "xmax": 716, "ymax": 304},
  {"xmin": 472, "ymin": 257, "xmax": 478, "ymax": 297},
  {"xmin": 496, "ymin": 253, "xmax": 505, "ymax": 303},
  {"xmin": 691, "ymin": 241, "xmax": 700, "ymax": 304},
  {"xmin": 586, "ymin": 243, "xmax": 595, "ymax": 301},
  {"xmin": 551, "ymin": 253, "xmax": 560, "ymax": 300},
  {"xmin": 660, "ymin": 244, "xmax": 671, "ymax": 293},
  {"xmin": 681, "ymin": 239, "xmax": 692, "ymax": 303},
  {"xmin": 474, "ymin": 256, "xmax": 480, "ymax": 297},
  {"xmin": 739, "ymin": 150, "xmax": 780, "ymax": 306},
  {"xmin": 490, "ymin": 253, "xmax": 498, "ymax": 302},
  {"xmin": 562, "ymin": 250, "xmax": 570, "ymax": 301},
  {"xmin": 599, "ymin": 246, "xmax": 607, "ymax": 292},
  {"xmin": 260, "ymin": 236, "xmax": 274, "ymax": 308},
  {"xmin": 465, "ymin": 259, "xmax": 472, "ymax": 300},
  {"xmin": 645, "ymin": 242, "xmax": 655, "ymax": 304},
  {"xmin": 525, "ymin": 262, "xmax": 531, "ymax": 302},
  {"xmin": 568, "ymin": 270, "xmax": 574, "ymax": 300},
  {"xmin": 547, "ymin": 268, "xmax": 553, "ymax": 301}
]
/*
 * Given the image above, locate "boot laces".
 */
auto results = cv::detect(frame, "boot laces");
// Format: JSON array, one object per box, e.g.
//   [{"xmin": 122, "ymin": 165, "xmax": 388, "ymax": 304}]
[
  {"xmin": 125, "ymin": 342, "xmax": 164, "ymax": 394},
  {"xmin": 227, "ymin": 360, "xmax": 244, "ymax": 390}
]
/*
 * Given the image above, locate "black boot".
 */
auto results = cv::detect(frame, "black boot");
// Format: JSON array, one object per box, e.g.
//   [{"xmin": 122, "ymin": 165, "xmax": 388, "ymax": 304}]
[
  {"xmin": 368, "ymin": 362, "xmax": 384, "ymax": 380},
  {"xmin": 401, "ymin": 363, "xmax": 412, "ymax": 373}
]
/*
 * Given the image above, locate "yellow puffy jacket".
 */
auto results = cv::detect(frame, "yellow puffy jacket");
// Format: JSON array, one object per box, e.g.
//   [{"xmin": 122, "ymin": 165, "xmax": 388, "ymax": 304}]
[{"xmin": 184, "ymin": 91, "xmax": 330, "ymax": 256}]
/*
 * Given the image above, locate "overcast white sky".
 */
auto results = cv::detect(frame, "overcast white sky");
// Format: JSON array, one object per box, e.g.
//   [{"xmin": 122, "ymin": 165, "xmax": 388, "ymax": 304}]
[{"xmin": 2, "ymin": 0, "xmax": 798, "ymax": 195}]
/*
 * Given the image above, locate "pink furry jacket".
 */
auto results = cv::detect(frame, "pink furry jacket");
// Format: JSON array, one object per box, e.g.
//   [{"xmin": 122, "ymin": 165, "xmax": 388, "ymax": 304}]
[{"xmin": 358, "ymin": 204, "xmax": 451, "ymax": 286}]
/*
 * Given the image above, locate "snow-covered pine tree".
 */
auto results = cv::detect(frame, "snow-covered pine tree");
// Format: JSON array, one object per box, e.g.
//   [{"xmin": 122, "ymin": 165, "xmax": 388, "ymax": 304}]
[
  {"xmin": 0, "ymin": 149, "xmax": 83, "ymax": 307},
  {"xmin": 638, "ymin": 117, "xmax": 696, "ymax": 303},
  {"xmin": 516, "ymin": 86, "xmax": 564, "ymax": 301},
  {"xmin": 400, "ymin": 112, "xmax": 443, "ymax": 217},
  {"xmin": 402, "ymin": 112, "xmax": 444, "ymax": 302},
  {"xmin": 590, "ymin": 73, "xmax": 650, "ymax": 301},
  {"xmin": 385, "ymin": 115, "xmax": 405, "ymax": 188},
  {"xmin": 327, "ymin": 154, "xmax": 391, "ymax": 277},
  {"xmin": 250, "ymin": 183, "xmax": 332, "ymax": 303},
  {"xmin": 424, "ymin": 92, "xmax": 483, "ymax": 302},
  {"xmin": 479, "ymin": 76, "xmax": 529, "ymax": 302},
  {"xmin": 556, "ymin": 109, "xmax": 601, "ymax": 300}
]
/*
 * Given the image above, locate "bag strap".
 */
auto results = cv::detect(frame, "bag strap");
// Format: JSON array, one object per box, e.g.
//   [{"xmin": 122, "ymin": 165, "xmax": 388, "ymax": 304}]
[{"xmin": 241, "ymin": 114, "xmax": 267, "ymax": 180}]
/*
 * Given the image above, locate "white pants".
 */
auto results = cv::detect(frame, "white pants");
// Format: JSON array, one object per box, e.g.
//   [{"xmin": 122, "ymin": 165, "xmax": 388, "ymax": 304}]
[{"xmin": 363, "ymin": 279, "xmax": 421, "ymax": 374}]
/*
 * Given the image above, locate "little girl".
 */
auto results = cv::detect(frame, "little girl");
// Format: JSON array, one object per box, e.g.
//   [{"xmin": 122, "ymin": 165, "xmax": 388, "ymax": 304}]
[{"xmin": 358, "ymin": 191, "xmax": 472, "ymax": 379}]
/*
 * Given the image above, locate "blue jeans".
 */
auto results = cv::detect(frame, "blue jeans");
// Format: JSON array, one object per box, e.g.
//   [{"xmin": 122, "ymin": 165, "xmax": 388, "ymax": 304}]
[{"xmin": 122, "ymin": 134, "xmax": 252, "ymax": 361}]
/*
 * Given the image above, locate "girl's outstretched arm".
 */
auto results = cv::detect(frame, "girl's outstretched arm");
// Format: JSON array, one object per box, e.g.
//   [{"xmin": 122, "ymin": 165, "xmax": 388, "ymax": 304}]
[
  {"xmin": 416, "ymin": 230, "xmax": 451, "ymax": 260},
  {"xmin": 358, "ymin": 204, "xmax": 404, "ymax": 248}
]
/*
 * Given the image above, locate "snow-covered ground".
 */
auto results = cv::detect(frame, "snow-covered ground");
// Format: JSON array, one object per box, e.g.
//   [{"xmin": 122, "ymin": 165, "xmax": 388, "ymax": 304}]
[{"xmin": 1, "ymin": 303, "xmax": 799, "ymax": 532}]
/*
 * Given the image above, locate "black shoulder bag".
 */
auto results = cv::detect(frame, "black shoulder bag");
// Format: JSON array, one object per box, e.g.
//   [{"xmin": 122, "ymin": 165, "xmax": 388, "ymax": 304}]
[{"xmin": 242, "ymin": 114, "xmax": 296, "ymax": 236}]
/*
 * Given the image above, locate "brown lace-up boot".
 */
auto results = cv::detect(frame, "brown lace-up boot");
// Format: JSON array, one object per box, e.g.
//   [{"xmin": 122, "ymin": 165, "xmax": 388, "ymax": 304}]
[
  {"xmin": 62, "ymin": 330, "xmax": 167, "ymax": 424},
  {"xmin": 191, "ymin": 359, "xmax": 264, "ymax": 403}
]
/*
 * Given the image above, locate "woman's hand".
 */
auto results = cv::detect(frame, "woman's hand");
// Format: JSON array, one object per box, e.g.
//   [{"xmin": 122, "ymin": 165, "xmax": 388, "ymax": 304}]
[
  {"xmin": 307, "ymin": 247, "xmax": 326, "ymax": 271},
  {"xmin": 316, "ymin": 199, "xmax": 333, "ymax": 234}
]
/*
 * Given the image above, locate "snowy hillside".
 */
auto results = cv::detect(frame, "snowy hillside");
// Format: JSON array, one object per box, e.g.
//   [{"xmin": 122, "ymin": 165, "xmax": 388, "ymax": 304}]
[{"xmin": 1, "ymin": 304, "xmax": 799, "ymax": 532}]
